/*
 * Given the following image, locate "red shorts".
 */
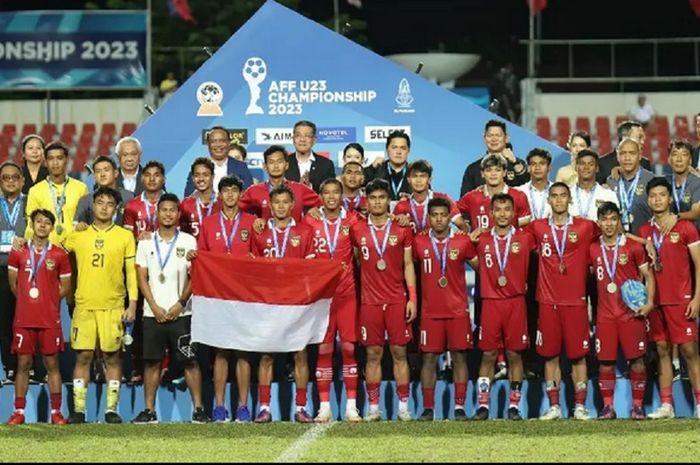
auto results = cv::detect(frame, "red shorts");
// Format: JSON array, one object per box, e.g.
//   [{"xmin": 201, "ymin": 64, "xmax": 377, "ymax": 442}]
[
  {"xmin": 595, "ymin": 318, "xmax": 647, "ymax": 362},
  {"xmin": 479, "ymin": 297, "xmax": 529, "ymax": 351},
  {"xmin": 419, "ymin": 317, "xmax": 473, "ymax": 353},
  {"xmin": 11, "ymin": 327, "xmax": 64, "ymax": 356},
  {"xmin": 647, "ymin": 304, "xmax": 698, "ymax": 345},
  {"xmin": 359, "ymin": 302, "xmax": 412, "ymax": 347},
  {"xmin": 323, "ymin": 293, "xmax": 358, "ymax": 343},
  {"xmin": 536, "ymin": 303, "xmax": 590, "ymax": 359}
]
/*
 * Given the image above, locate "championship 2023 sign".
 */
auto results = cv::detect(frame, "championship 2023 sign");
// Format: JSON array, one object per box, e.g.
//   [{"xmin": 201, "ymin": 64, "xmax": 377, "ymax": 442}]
[{"xmin": 0, "ymin": 10, "xmax": 147, "ymax": 89}]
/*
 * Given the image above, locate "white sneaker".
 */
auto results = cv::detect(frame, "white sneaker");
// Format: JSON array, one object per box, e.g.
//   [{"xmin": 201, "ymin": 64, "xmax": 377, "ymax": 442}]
[
  {"xmin": 695, "ymin": 405, "xmax": 700, "ymax": 420},
  {"xmin": 365, "ymin": 409, "xmax": 381, "ymax": 422},
  {"xmin": 540, "ymin": 405, "xmax": 561, "ymax": 420},
  {"xmin": 345, "ymin": 407, "xmax": 362, "ymax": 423},
  {"xmin": 397, "ymin": 408, "xmax": 412, "ymax": 421},
  {"xmin": 648, "ymin": 404, "xmax": 675, "ymax": 419},
  {"xmin": 494, "ymin": 362, "xmax": 508, "ymax": 381},
  {"xmin": 573, "ymin": 405, "xmax": 592, "ymax": 421},
  {"xmin": 314, "ymin": 406, "xmax": 333, "ymax": 423}
]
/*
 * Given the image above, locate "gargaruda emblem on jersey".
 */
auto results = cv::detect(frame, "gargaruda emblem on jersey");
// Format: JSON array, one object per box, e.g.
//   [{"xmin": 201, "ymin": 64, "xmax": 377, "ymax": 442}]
[
  {"xmin": 511, "ymin": 242, "xmax": 521, "ymax": 253},
  {"xmin": 290, "ymin": 235, "xmax": 301, "ymax": 247},
  {"xmin": 670, "ymin": 232, "xmax": 680, "ymax": 243},
  {"xmin": 45, "ymin": 259, "xmax": 55, "ymax": 271},
  {"xmin": 95, "ymin": 239, "xmax": 104, "ymax": 249},
  {"xmin": 342, "ymin": 225, "xmax": 350, "ymax": 236},
  {"xmin": 240, "ymin": 229, "xmax": 249, "ymax": 241},
  {"xmin": 449, "ymin": 249, "xmax": 459, "ymax": 260},
  {"xmin": 388, "ymin": 235, "xmax": 398, "ymax": 246},
  {"xmin": 176, "ymin": 247, "xmax": 186, "ymax": 258},
  {"xmin": 684, "ymin": 193, "xmax": 692, "ymax": 203},
  {"xmin": 568, "ymin": 231, "xmax": 578, "ymax": 243},
  {"xmin": 618, "ymin": 254, "xmax": 628, "ymax": 265}
]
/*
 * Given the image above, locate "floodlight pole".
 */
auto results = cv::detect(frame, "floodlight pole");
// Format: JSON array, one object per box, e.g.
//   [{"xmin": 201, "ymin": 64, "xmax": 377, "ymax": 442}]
[
  {"xmin": 333, "ymin": 0, "xmax": 340, "ymax": 33},
  {"xmin": 528, "ymin": 9, "xmax": 535, "ymax": 78}
]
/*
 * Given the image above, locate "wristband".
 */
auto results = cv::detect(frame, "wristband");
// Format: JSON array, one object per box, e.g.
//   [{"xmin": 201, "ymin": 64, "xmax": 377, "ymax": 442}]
[
  {"xmin": 178, "ymin": 298, "xmax": 188, "ymax": 307},
  {"xmin": 408, "ymin": 285, "xmax": 417, "ymax": 304}
]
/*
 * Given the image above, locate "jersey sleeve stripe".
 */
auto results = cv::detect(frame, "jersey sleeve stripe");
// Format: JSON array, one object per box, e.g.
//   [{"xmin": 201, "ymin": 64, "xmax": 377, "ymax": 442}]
[{"xmin": 7, "ymin": 265, "xmax": 18, "ymax": 271}]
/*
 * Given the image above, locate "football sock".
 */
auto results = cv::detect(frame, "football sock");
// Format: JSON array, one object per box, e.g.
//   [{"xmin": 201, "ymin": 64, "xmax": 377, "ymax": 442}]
[
  {"xmin": 630, "ymin": 367, "xmax": 646, "ymax": 407},
  {"xmin": 454, "ymin": 382, "xmax": 467, "ymax": 410},
  {"xmin": 477, "ymin": 377, "xmax": 490, "ymax": 408},
  {"xmin": 660, "ymin": 386, "xmax": 673, "ymax": 406},
  {"xmin": 14, "ymin": 396, "xmax": 26, "ymax": 412},
  {"xmin": 366, "ymin": 382, "xmax": 380, "ymax": 409},
  {"xmin": 316, "ymin": 343, "xmax": 333, "ymax": 403},
  {"xmin": 546, "ymin": 380, "xmax": 559, "ymax": 407},
  {"xmin": 397, "ymin": 384, "xmax": 409, "ymax": 410},
  {"xmin": 295, "ymin": 386, "xmax": 307, "ymax": 411},
  {"xmin": 73, "ymin": 379, "xmax": 87, "ymax": 413},
  {"xmin": 694, "ymin": 389, "xmax": 700, "ymax": 407},
  {"xmin": 106, "ymin": 379, "xmax": 120, "ymax": 412},
  {"xmin": 422, "ymin": 387, "xmax": 434, "ymax": 410},
  {"xmin": 341, "ymin": 342, "xmax": 358, "ymax": 401},
  {"xmin": 574, "ymin": 381, "xmax": 587, "ymax": 407},
  {"xmin": 259, "ymin": 384, "xmax": 271, "ymax": 409},
  {"xmin": 509, "ymin": 381, "xmax": 522, "ymax": 409},
  {"xmin": 50, "ymin": 393, "xmax": 62, "ymax": 412},
  {"xmin": 598, "ymin": 367, "xmax": 616, "ymax": 406}
]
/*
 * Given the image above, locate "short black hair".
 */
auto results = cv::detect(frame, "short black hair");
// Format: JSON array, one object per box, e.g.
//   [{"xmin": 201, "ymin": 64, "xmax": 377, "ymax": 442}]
[
  {"xmin": 44, "ymin": 141, "xmax": 69, "ymax": 158},
  {"xmin": 576, "ymin": 149, "xmax": 599, "ymax": 165},
  {"xmin": 293, "ymin": 120, "xmax": 316, "ymax": 136},
  {"xmin": 92, "ymin": 155, "xmax": 118, "ymax": 171},
  {"xmin": 548, "ymin": 181, "xmax": 571, "ymax": 196},
  {"xmin": 320, "ymin": 178, "xmax": 342, "ymax": 194},
  {"xmin": 218, "ymin": 175, "xmax": 243, "ymax": 192},
  {"xmin": 597, "ymin": 201, "xmax": 620, "ymax": 219},
  {"xmin": 617, "ymin": 120, "xmax": 643, "ymax": 140},
  {"xmin": 270, "ymin": 184, "xmax": 295, "ymax": 202},
  {"xmin": 0, "ymin": 161, "xmax": 23, "ymax": 175},
  {"xmin": 343, "ymin": 143, "xmax": 365, "ymax": 160},
  {"xmin": 263, "ymin": 145, "xmax": 287, "ymax": 164},
  {"xmin": 386, "ymin": 130, "xmax": 411, "ymax": 149},
  {"xmin": 206, "ymin": 126, "xmax": 229, "ymax": 143},
  {"xmin": 408, "ymin": 159, "xmax": 433, "ymax": 177},
  {"xmin": 93, "ymin": 186, "xmax": 122, "ymax": 205},
  {"xmin": 646, "ymin": 176, "xmax": 672, "ymax": 196},
  {"xmin": 491, "ymin": 192, "xmax": 514, "ymax": 209},
  {"xmin": 484, "ymin": 119, "xmax": 507, "ymax": 135},
  {"xmin": 668, "ymin": 139, "xmax": 693, "ymax": 156},
  {"xmin": 427, "ymin": 197, "xmax": 451, "ymax": 214},
  {"xmin": 158, "ymin": 192, "xmax": 180, "ymax": 209},
  {"xmin": 190, "ymin": 157, "xmax": 215, "ymax": 175},
  {"xmin": 480, "ymin": 154, "xmax": 507, "ymax": 171},
  {"xmin": 229, "ymin": 143, "xmax": 247, "ymax": 160},
  {"xmin": 143, "ymin": 160, "xmax": 165, "ymax": 176},
  {"xmin": 526, "ymin": 148, "xmax": 552, "ymax": 165},
  {"xmin": 30, "ymin": 208, "xmax": 55, "ymax": 225},
  {"xmin": 365, "ymin": 178, "xmax": 391, "ymax": 196}
]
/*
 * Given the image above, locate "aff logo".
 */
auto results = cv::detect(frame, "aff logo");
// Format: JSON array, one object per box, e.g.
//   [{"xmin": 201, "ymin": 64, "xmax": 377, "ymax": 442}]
[
  {"xmin": 243, "ymin": 57, "xmax": 268, "ymax": 115},
  {"xmin": 394, "ymin": 78, "xmax": 415, "ymax": 114}
]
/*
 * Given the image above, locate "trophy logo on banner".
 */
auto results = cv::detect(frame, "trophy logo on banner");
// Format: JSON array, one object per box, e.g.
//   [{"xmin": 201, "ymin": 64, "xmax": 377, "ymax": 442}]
[
  {"xmin": 196, "ymin": 81, "xmax": 224, "ymax": 116},
  {"xmin": 243, "ymin": 57, "xmax": 267, "ymax": 115},
  {"xmin": 394, "ymin": 78, "xmax": 415, "ymax": 114}
]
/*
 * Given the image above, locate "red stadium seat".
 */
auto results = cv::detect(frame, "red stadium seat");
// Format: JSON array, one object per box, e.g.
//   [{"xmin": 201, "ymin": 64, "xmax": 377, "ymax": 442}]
[
  {"xmin": 1, "ymin": 124, "xmax": 16, "ymax": 138},
  {"xmin": 556, "ymin": 117, "xmax": 570, "ymax": 147},
  {"xmin": 642, "ymin": 129, "xmax": 652, "ymax": 159},
  {"xmin": 656, "ymin": 115, "xmax": 670, "ymax": 139},
  {"xmin": 40, "ymin": 124, "xmax": 58, "ymax": 144},
  {"xmin": 59, "ymin": 123, "xmax": 77, "ymax": 145},
  {"xmin": 121, "ymin": 122, "xmax": 137, "ymax": 138},
  {"xmin": 595, "ymin": 117, "xmax": 612, "ymax": 154},
  {"xmin": 674, "ymin": 115, "xmax": 690, "ymax": 140},
  {"xmin": 614, "ymin": 115, "xmax": 628, "ymax": 129},
  {"xmin": 0, "ymin": 144, "xmax": 8, "ymax": 164},
  {"xmin": 81, "ymin": 123, "xmax": 96, "ymax": 136},
  {"xmin": 574, "ymin": 117, "xmax": 590, "ymax": 134},
  {"xmin": 101, "ymin": 123, "xmax": 117, "ymax": 138},
  {"xmin": 20, "ymin": 124, "xmax": 37, "ymax": 140},
  {"xmin": 657, "ymin": 133, "xmax": 670, "ymax": 165},
  {"xmin": 536, "ymin": 117, "xmax": 551, "ymax": 141}
]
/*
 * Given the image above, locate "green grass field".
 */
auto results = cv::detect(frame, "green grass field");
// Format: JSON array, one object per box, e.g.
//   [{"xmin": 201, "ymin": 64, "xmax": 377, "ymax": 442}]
[{"xmin": 1, "ymin": 421, "xmax": 698, "ymax": 462}]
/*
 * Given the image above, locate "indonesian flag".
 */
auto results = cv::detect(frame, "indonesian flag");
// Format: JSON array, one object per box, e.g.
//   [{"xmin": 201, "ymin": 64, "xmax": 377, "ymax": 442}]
[
  {"xmin": 528, "ymin": 0, "xmax": 547, "ymax": 15},
  {"xmin": 167, "ymin": 0, "xmax": 196, "ymax": 24},
  {"xmin": 191, "ymin": 252, "xmax": 342, "ymax": 352}
]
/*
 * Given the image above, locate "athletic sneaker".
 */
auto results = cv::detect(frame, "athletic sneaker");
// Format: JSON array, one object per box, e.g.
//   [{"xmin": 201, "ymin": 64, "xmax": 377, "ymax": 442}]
[
  {"xmin": 648, "ymin": 404, "xmax": 675, "ymax": 419},
  {"xmin": 417, "ymin": 408, "xmax": 434, "ymax": 421},
  {"xmin": 254, "ymin": 409, "xmax": 272, "ymax": 423},
  {"xmin": 598, "ymin": 405, "xmax": 616, "ymax": 420},
  {"xmin": 364, "ymin": 409, "xmax": 381, "ymax": 422},
  {"xmin": 540, "ymin": 405, "xmax": 561, "ymax": 420},
  {"xmin": 630, "ymin": 405, "xmax": 646, "ymax": 420},
  {"xmin": 191, "ymin": 407, "xmax": 210, "ymax": 423},
  {"xmin": 473, "ymin": 406, "xmax": 489, "ymax": 421},
  {"xmin": 105, "ymin": 411, "xmax": 123, "ymax": 424},
  {"xmin": 3, "ymin": 370, "xmax": 15, "ymax": 385},
  {"xmin": 236, "ymin": 406, "xmax": 251, "ymax": 423},
  {"xmin": 494, "ymin": 362, "xmax": 508, "ymax": 381},
  {"xmin": 294, "ymin": 408, "xmax": 314, "ymax": 423},
  {"xmin": 314, "ymin": 406, "xmax": 333, "ymax": 423},
  {"xmin": 212, "ymin": 406, "xmax": 229, "ymax": 423},
  {"xmin": 453, "ymin": 408, "xmax": 468, "ymax": 421},
  {"xmin": 397, "ymin": 408, "xmax": 412, "ymax": 421},
  {"xmin": 345, "ymin": 408, "xmax": 362, "ymax": 423},
  {"xmin": 68, "ymin": 412, "xmax": 86, "ymax": 424},
  {"xmin": 573, "ymin": 405, "xmax": 592, "ymax": 420},
  {"xmin": 7, "ymin": 411, "xmax": 25, "ymax": 425},
  {"xmin": 50, "ymin": 410, "xmax": 67, "ymax": 425},
  {"xmin": 507, "ymin": 407, "xmax": 522, "ymax": 421},
  {"xmin": 132, "ymin": 409, "xmax": 158, "ymax": 424}
]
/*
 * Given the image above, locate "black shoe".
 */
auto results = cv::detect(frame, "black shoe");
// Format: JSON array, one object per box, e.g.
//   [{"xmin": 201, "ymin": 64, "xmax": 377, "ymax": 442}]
[
  {"xmin": 68, "ymin": 412, "xmax": 86, "ymax": 424},
  {"xmin": 507, "ymin": 407, "xmax": 522, "ymax": 421},
  {"xmin": 132, "ymin": 409, "xmax": 158, "ymax": 424},
  {"xmin": 105, "ymin": 411, "xmax": 123, "ymax": 424},
  {"xmin": 3, "ymin": 370, "xmax": 15, "ymax": 385},
  {"xmin": 454, "ymin": 408, "xmax": 468, "ymax": 421},
  {"xmin": 417, "ymin": 408, "xmax": 434, "ymax": 421},
  {"xmin": 192, "ymin": 407, "xmax": 210, "ymax": 424},
  {"xmin": 27, "ymin": 370, "xmax": 39, "ymax": 385},
  {"xmin": 473, "ymin": 406, "xmax": 489, "ymax": 421}
]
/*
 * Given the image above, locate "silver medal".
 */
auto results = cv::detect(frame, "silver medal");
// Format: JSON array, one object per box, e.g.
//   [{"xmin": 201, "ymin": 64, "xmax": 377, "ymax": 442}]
[{"xmin": 497, "ymin": 275, "xmax": 508, "ymax": 287}]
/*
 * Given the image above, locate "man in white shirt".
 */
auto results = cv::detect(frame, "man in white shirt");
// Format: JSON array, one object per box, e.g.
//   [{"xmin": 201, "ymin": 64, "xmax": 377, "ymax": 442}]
[
  {"xmin": 132, "ymin": 193, "xmax": 209, "ymax": 424},
  {"xmin": 515, "ymin": 148, "xmax": 553, "ymax": 220},
  {"xmin": 569, "ymin": 149, "xmax": 618, "ymax": 220},
  {"xmin": 629, "ymin": 94, "xmax": 654, "ymax": 128},
  {"xmin": 115, "ymin": 137, "xmax": 144, "ymax": 195}
]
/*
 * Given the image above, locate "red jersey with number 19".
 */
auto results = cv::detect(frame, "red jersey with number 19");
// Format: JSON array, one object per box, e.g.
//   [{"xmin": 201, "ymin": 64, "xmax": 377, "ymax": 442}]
[
  {"xmin": 456, "ymin": 185, "xmax": 531, "ymax": 231},
  {"xmin": 123, "ymin": 194, "xmax": 160, "ymax": 240},
  {"xmin": 179, "ymin": 194, "xmax": 221, "ymax": 239},
  {"xmin": 393, "ymin": 191, "xmax": 460, "ymax": 234},
  {"xmin": 527, "ymin": 216, "xmax": 599, "ymax": 305},
  {"xmin": 7, "ymin": 243, "xmax": 71, "ymax": 328},
  {"xmin": 197, "ymin": 211, "xmax": 256, "ymax": 256},
  {"xmin": 351, "ymin": 219, "xmax": 413, "ymax": 305},
  {"xmin": 412, "ymin": 231, "xmax": 475, "ymax": 318},
  {"xmin": 251, "ymin": 219, "xmax": 315, "ymax": 259},
  {"xmin": 477, "ymin": 228, "xmax": 535, "ymax": 299},
  {"xmin": 239, "ymin": 180, "xmax": 321, "ymax": 222}
]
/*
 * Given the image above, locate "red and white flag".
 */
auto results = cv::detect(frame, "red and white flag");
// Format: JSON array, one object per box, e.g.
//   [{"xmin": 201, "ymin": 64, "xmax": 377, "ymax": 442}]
[{"xmin": 191, "ymin": 252, "xmax": 342, "ymax": 352}]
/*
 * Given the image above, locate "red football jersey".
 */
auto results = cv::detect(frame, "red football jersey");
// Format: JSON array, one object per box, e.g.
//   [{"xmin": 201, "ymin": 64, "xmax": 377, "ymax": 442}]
[
  {"xmin": 342, "ymin": 193, "xmax": 367, "ymax": 215},
  {"xmin": 589, "ymin": 236, "xmax": 648, "ymax": 322},
  {"xmin": 527, "ymin": 216, "xmax": 599, "ymax": 305},
  {"xmin": 456, "ymin": 185, "xmax": 531, "ymax": 231},
  {"xmin": 351, "ymin": 218, "xmax": 413, "ymax": 305},
  {"xmin": 477, "ymin": 228, "xmax": 536, "ymax": 299},
  {"xmin": 197, "ymin": 210, "xmax": 256, "ymax": 256},
  {"xmin": 239, "ymin": 180, "xmax": 322, "ymax": 222},
  {"xmin": 8, "ymin": 243, "xmax": 71, "ymax": 328},
  {"xmin": 638, "ymin": 219, "xmax": 700, "ymax": 305},
  {"xmin": 179, "ymin": 194, "xmax": 221, "ymax": 239},
  {"xmin": 303, "ymin": 209, "xmax": 358, "ymax": 296},
  {"xmin": 251, "ymin": 220, "xmax": 316, "ymax": 259},
  {"xmin": 394, "ymin": 191, "xmax": 460, "ymax": 234},
  {"xmin": 123, "ymin": 193, "xmax": 160, "ymax": 240},
  {"xmin": 412, "ymin": 231, "xmax": 475, "ymax": 318}
]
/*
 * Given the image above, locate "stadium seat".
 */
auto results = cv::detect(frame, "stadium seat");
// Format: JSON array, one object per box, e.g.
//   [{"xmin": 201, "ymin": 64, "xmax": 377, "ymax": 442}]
[
  {"xmin": 20, "ymin": 124, "xmax": 37, "ymax": 140},
  {"xmin": 536, "ymin": 117, "xmax": 551, "ymax": 141},
  {"xmin": 1, "ymin": 124, "xmax": 16, "ymax": 139},
  {"xmin": 674, "ymin": 115, "xmax": 690, "ymax": 139},
  {"xmin": 556, "ymin": 117, "xmax": 570, "ymax": 147},
  {"xmin": 642, "ymin": 129, "xmax": 652, "ymax": 160},
  {"xmin": 121, "ymin": 122, "xmax": 137, "ymax": 138},
  {"xmin": 574, "ymin": 116, "xmax": 590, "ymax": 134},
  {"xmin": 595, "ymin": 116, "xmax": 612, "ymax": 154},
  {"xmin": 40, "ymin": 123, "xmax": 58, "ymax": 144},
  {"xmin": 59, "ymin": 123, "xmax": 77, "ymax": 145},
  {"xmin": 81, "ymin": 123, "xmax": 96, "ymax": 136},
  {"xmin": 614, "ymin": 115, "xmax": 628, "ymax": 129},
  {"xmin": 657, "ymin": 133, "xmax": 670, "ymax": 165}
]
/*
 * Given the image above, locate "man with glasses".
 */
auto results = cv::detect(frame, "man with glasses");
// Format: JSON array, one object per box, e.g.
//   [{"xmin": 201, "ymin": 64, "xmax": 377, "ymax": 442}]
[{"xmin": 285, "ymin": 120, "xmax": 336, "ymax": 193}]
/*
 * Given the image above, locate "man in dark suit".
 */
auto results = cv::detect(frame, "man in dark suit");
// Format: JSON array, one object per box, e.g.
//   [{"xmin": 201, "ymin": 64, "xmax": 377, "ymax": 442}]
[
  {"xmin": 285, "ymin": 120, "xmax": 336, "ymax": 193},
  {"xmin": 597, "ymin": 120, "xmax": 652, "ymax": 184},
  {"xmin": 184, "ymin": 126, "xmax": 253, "ymax": 197},
  {"xmin": 364, "ymin": 130, "xmax": 412, "ymax": 201},
  {"xmin": 691, "ymin": 113, "xmax": 700, "ymax": 169},
  {"xmin": 115, "ymin": 137, "xmax": 145, "ymax": 195}
]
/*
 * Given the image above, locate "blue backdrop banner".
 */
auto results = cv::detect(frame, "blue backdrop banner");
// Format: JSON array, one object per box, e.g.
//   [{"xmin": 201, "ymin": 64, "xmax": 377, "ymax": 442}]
[
  {"xmin": 0, "ymin": 10, "xmax": 147, "ymax": 89},
  {"xmin": 134, "ymin": 0, "xmax": 566, "ymax": 199}
]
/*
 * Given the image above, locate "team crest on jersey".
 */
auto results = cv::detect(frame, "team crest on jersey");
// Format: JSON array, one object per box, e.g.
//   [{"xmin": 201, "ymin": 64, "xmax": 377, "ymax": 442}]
[
  {"xmin": 290, "ymin": 235, "xmax": 301, "ymax": 247},
  {"xmin": 240, "ymin": 229, "xmax": 249, "ymax": 241},
  {"xmin": 449, "ymin": 249, "xmax": 459, "ymax": 260},
  {"xmin": 176, "ymin": 247, "xmax": 186, "ymax": 258},
  {"xmin": 262, "ymin": 199, "xmax": 268, "ymax": 207},
  {"xmin": 45, "ymin": 259, "xmax": 55, "ymax": 270},
  {"xmin": 636, "ymin": 185, "xmax": 645, "ymax": 195},
  {"xmin": 618, "ymin": 254, "xmax": 628, "ymax": 265},
  {"xmin": 670, "ymin": 232, "xmax": 680, "ymax": 243},
  {"xmin": 684, "ymin": 193, "xmax": 692, "ymax": 203},
  {"xmin": 511, "ymin": 242, "xmax": 521, "ymax": 253},
  {"xmin": 388, "ymin": 235, "xmax": 398, "ymax": 246},
  {"xmin": 215, "ymin": 232, "xmax": 221, "ymax": 240},
  {"xmin": 314, "ymin": 229, "xmax": 321, "ymax": 236},
  {"xmin": 342, "ymin": 225, "xmax": 350, "ymax": 236},
  {"xmin": 95, "ymin": 239, "xmax": 104, "ymax": 249},
  {"xmin": 568, "ymin": 231, "xmax": 578, "ymax": 243}
]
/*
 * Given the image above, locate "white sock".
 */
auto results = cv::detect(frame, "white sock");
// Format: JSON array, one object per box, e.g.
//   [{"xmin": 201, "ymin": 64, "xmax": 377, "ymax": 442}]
[
  {"xmin": 346, "ymin": 399, "xmax": 357, "ymax": 411},
  {"xmin": 319, "ymin": 401, "xmax": 330, "ymax": 411},
  {"xmin": 260, "ymin": 404, "xmax": 269, "ymax": 411},
  {"xmin": 398, "ymin": 400, "xmax": 409, "ymax": 411},
  {"xmin": 369, "ymin": 404, "xmax": 379, "ymax": 412},
  {"xmin": 295, "ymin": 405, "xmax": 304, "ymax": 412}
]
